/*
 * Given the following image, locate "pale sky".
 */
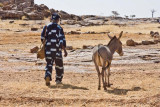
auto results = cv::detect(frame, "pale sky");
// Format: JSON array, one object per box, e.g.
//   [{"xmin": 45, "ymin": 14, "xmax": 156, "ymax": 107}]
[{"xmin": 35, "ymin": 0, "xmax": 160, "ymax": 18}]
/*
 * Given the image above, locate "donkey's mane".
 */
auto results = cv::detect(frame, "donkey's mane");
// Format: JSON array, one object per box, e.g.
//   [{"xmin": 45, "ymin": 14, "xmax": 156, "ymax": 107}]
[{"xmin": 107, "ymin": 36, "xmax": 117, "ymax": 46}]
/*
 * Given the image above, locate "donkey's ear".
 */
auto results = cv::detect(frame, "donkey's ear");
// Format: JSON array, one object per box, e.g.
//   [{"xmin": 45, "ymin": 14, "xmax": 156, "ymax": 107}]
[
  {"xmin": 107, "ymin": 33, "xmax": 113, "ymax": 39},
  {"xmin": 118, "ymin": 31, "xmax": 123, "ymax": 40}
]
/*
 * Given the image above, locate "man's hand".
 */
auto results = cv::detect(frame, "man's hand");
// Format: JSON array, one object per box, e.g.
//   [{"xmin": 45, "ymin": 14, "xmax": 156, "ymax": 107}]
[
  {"xmin": 64, "ymin": 49, "xmax": 68, "ymax": 57},
  {"xmin": 61, "ymin": 44, "xmax": 68, "ymax": 57}
]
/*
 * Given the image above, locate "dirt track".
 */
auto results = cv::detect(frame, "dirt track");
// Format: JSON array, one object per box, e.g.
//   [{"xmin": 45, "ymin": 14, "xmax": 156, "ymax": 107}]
[{"xmin": 0, "ymin": 20, "xmax": 160, "ymax": 106}]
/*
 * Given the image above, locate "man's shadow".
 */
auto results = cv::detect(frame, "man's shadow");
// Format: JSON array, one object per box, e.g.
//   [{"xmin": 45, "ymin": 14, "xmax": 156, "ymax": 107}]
[
  {"xmin": 49, "ymin": 84, "xmax": 89, "ymax": 90},
  {"xmin": 106, "ymin": 86, "xmax": 143, "ymax": 95}
]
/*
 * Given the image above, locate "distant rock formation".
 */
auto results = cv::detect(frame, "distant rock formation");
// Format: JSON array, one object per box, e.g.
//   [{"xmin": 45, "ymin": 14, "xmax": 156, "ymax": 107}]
[
  {"xmin": 0, "ymin": 0, "xmax": 82, "ymax": 21},
  {"xmin": 0, "ymin": 0, "xmax": 48, "ymax": 20}
]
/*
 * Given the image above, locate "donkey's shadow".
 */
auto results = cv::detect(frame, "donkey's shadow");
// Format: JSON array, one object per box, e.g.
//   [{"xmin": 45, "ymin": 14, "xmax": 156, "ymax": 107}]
[
  {"xmin": 106, "ymin": 86, "xmax": 143, "ymax": 95},
  {"xmin": 49, "ymin": 84, "xmax": 89, "ymax": 90}
]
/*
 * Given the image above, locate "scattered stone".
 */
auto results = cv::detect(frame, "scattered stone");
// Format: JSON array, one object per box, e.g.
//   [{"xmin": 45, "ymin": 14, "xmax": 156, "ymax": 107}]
[
  {"xmin": 70, "ymin": 31, "xmax": 81, "ymax": 34},
  {"xmin": 30, "ymin": 46, "xmax": 39, "ymax": 53},
  {"xmin": 36, "ymin": 62, "xmax": 44, "ymax": 66},
  {"xmin": 25, "ymin": 11, "xmax": 44, "ymax": 20},
  {"xmin": 82, "ymin": 45, "xmax": 93, "ymax": 49},
  {"xmin": 66, "ymin": 46, "xmax": 73, "ymax": 50},
  {"xmin": 150, "ymin": 31, "xmax": 154, "ymax": 37},
  {"xmin": 154, "ymin": 61, "xmax": 160, "ymax": 63},
  {"xmin": 15, "ymin": 30, "xmax": 25, "ymax": 32},
  {"xmin": 153, "ymin": 32, "xmax": 160, "ymax": 38},
  {"xmin": 154, "ymin": 39, "xmax": 160, "ymax": 43},
  {"xmin": 154, "ymin": 32, "xmax": 159, "ymax": 35},
  {"xmin": 126, "ymin": 39, "xmax": 136, "ymax": 46},
  {"xmin": 1, "ymin": 10, "xmax": 24, "ymax": 19},
  {"xmin": 150, "ymin": 31, "xmax": 160, "ymax": 38},
  {"xmin": 31, "ymin": 28, "xmax": 38, "ymax": 31},
  {"xmin": 9, "ymin": 20, "xmax": 14, "ymax": 23},
  {"xmin": 76, "ymin": 29, "xmax": 81, "ymax": 31},
  {"xmin": 83, "ymin": 31, "xmax": 96, "ymax": 34},
  {"xmin": 138, "ymin": 32, "xmax": 142, "ymax": 35},
  {"xmin": 142, "ymin": 41, "xmax": 155, "ymax": 45},
  {"xmin": 19, "ymin": 24, "xmax": 29, "ymax": 26}
]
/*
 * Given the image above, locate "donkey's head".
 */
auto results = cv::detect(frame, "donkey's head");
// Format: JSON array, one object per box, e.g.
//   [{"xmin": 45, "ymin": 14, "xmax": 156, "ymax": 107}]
[{"xmin": 107, "ymin": 31, "xmax": 124, "ymax": 56}]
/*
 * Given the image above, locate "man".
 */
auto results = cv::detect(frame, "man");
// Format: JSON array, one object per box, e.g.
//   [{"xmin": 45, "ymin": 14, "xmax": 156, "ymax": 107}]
[{"xmin": 41, "ymin": 13, "xmax": 67, "ymax": 86}]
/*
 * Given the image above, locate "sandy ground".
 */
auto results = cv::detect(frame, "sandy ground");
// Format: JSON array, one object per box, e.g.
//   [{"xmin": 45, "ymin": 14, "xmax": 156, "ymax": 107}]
[{"xmin": 0, "ymin": 20, "xmax": 160, "ymax": 106}]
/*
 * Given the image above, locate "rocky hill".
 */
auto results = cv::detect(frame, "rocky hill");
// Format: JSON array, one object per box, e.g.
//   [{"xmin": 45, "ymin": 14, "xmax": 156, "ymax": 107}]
[{"xmin": 0, "ymin": 0, "xmax": 81, "ymax": 20}]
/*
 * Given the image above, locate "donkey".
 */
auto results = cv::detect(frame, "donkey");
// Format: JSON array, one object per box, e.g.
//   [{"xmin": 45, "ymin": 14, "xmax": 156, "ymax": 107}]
[{"xmin": 92, "ymin": 31, "xmax": 124, "ymax": 90}]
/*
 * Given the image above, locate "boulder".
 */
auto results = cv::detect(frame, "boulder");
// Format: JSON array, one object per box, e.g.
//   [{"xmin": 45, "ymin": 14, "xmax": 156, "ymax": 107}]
[
  {"xmin": 25, "ymin": 11, "xmax": 44, "ymax": 20},
  {"xmin": 126, "ymin": 39, "xmax": 136, "ymax": 46},
  {"xmin": 138, "ymin": 32, "xmax": 142, "ymax": 35},
  {"xmin": 66, "ymin": 46, "xmax": 73, "ymax": 50},
  {"xmin": 15, "ymin": 0, "xmax": 34, "ymax": 7},
  {"xmin": 83, "ymin": 31, "xmax": 96, "ymax": 34},
  {"xmin": 142, "ymin": 41, "xmax": 155, "ymax": 45},
  {"xmin": 42, "ymin": 10, "xmax": 51, "ymax": 17},
  {"xmin": 1, "ymin": 10, "xmax": 24, "ymax": 19},
  {"xmin": 58, "ymin": 10, "xmax": 82, "ymax": 20},
  {"xmin": 83, "ymin": 45, "xmax": 93, "ymax": 49},
  {"xmin": 2, "ymin": 5, "xmax": 12, "ymax": 10},
  {"xmin": 154, "ymin": 40, "xmax": 159, "ymax": 44},
  {"xmin": 0, "ymin": 0, "xmax": 11, "ymax": 5},
  {"xmin": 33, "ymin": 4, "xmax": 50, "ymax": 18},
  {"xmin": 31, "ymin": 28, "xmax": 38, "ymax": 31},
  {"xmin": 70, "ymin": 31, "xmax": 81, "ymax": 34},
  {"xmin": 50, "ymin": 8, "xmax": 56, "ymax": 14},
  {"xmin": 154, "ymin": 32, "xmax": 160, "ymax": 38},
  {"xmin": 9, "ymin": 20, "xmax": 14, "ymax": 23},
  {"xmin": 23, "ymin": 7, "xmax": 34, "ymax": 13},
  {"xmin": 17, "ymin": 2, "xmax": 31, "ymax": 11},
  {"xmin": 58, "ymin": 11, "xmax": 71, "ymax": 20},
  {"xmin": 150, "ymin": 31, "xmax": 154, "ymax": 37},
  {"xmin": 154, "ymin": 32, "xmax": 159, "ymax": 35},
  {"xmin": 39, "ymin": 4, "xmax": 49, "ymax": 10}
]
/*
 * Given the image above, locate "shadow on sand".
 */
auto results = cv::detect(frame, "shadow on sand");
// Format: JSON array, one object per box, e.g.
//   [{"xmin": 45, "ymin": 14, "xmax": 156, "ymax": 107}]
[
  {"xmin": 49, "ymin": 84, "xmax": 89, "ymax": 90},
  {"xmin": 106, "ymin": 86, "xmax": 143, "ymax": 95}
]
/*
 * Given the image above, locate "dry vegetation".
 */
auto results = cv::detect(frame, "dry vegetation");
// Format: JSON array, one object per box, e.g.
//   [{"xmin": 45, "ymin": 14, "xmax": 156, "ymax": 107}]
[{"xmin": 0, "ymin": 20, "xmax": 160, "ymax": 106}]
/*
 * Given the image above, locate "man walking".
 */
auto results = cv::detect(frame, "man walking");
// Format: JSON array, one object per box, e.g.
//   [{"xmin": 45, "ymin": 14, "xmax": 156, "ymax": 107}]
[{"xmin": 41, "ymin": 13, "xmax": 67, "ymax": 86}]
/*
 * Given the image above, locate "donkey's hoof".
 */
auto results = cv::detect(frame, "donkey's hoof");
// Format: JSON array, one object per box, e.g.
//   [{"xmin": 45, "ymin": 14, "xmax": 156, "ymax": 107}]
[
  {"xmin": 104, "ymin": 87, "xmax": 107, "ymax": 90},
  {"xmin": 98, "ymin": 87, "xmax": 101, "ymax": 90},
  {"xmin": 107, "ymin": 83, "xmax": 113, "ymax": 87}
]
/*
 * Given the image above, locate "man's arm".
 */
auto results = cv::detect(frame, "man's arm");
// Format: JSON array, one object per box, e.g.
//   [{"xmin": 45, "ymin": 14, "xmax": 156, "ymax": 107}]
[
  {"xmin": 59, "ymin": 28, "xmax": 67, "ymax": 57},
  {"xmin": 41, "ymin": 26, "xmax": 47, "ymax": 43}
]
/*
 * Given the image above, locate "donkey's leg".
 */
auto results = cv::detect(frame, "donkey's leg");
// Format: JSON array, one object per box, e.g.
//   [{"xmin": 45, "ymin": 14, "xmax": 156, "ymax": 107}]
[
  {"xmin": 94, "ymin": 61, "xmax": 101, "ymax": 90},
  {"xmin": 103, "ymin": 62, "xmax": 107, "ymax": 88},
  {"xmin": 102, "ymin": 61, "xmax": 107, "ymax": 90},
  {"xmin": 104, "ymin": 69, "xmax": 107, "ymax": 85},
  {"xmin": 107, "ymin": 66, "xmax": 111, "ymax": 87},
  {"xmin": 101, "ymin": 69, "xmax": 107, "ymax": 90}
]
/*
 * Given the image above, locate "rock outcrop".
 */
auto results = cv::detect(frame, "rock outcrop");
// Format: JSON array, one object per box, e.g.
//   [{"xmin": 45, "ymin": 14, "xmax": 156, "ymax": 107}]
[
  {"xmin": 0, "ymin": 0, "xmax": 81, "ymax": 21},
  {"xmin": 0, "ymin": 0, "xmax": 50, "ymax": 20},
  {"xmin": 126, "ymin": 39, "xmax": 136, "ymax": 46}
]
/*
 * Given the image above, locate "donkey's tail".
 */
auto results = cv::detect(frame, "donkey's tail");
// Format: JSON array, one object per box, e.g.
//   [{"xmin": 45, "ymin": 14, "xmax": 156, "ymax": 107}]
[{"xmin": 102, "ymin": 62, "xmax": 110, "ymax": 70}]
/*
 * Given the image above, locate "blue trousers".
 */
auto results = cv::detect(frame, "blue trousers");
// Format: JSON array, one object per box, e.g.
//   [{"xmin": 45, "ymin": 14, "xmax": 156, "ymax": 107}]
[{"xmin": 45, "ymin": 52, "xmax": 64, "ymax": 82}]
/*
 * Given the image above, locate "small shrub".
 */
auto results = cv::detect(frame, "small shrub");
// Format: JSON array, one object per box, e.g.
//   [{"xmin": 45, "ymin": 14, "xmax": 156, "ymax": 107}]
[
  {"xmin": 21, "ymin": 16, "xmax": 28, "ymax": 20},
  {"xmin": 0, "ymin": 3, "xmax": 4, "ymax": 7}
]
